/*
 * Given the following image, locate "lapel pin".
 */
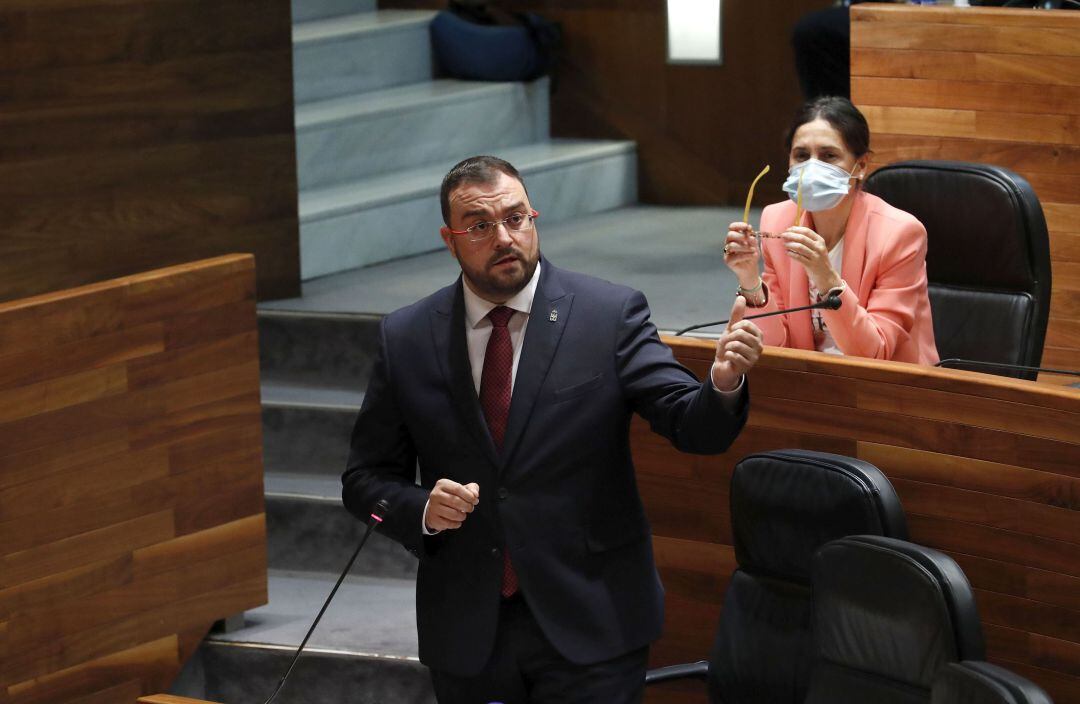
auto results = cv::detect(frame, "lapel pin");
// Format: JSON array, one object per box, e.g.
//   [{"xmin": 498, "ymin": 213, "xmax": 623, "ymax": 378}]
[{"xmin": 549, "ymin": 309, "xmax": 558, "ymax": 322}]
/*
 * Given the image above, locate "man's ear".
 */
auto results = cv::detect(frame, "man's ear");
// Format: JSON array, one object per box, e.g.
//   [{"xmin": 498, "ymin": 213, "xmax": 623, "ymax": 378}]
[{"xmin": 439, "ymin": 227, "xmax": 458, "ymax": 258}]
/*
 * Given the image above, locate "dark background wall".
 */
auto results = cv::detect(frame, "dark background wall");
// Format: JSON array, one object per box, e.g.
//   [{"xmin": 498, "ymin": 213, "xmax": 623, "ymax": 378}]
[
  {"xmin": 0, "ymin": 0, "xmax": 300, "ymax": 302},
  {"xmin": 387, "ymin": 0, "xmax": 828, "ymax": 207}
]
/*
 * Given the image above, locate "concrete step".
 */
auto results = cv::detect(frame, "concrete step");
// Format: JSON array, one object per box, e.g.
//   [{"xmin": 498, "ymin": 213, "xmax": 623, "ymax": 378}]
[
  {"xmin": 299, "ymin": 138, "xmax": 638, "ymax": 280},
  {"xmin": 261, "ymin": 379, "xmax": 363, "ymax": 478},
  {"xmin": 293, "ymin": 10, "xmax": 437, "ymax": 104},
  {"xmin": 295, "ymin": 78, "xmax": 549, "ymax": 190},
  {"xmin": 292, "ymin": 0, "xmax": 376, "ymax": 23},
  {"xmin": 258, "ymin": 309, "xmax": 382, "ymax": 390},
  {"xmin": 265, "ymin": 482, "xmax": 418, "ymax": 578},
  {"xmin": 171, "ymin": 571, "xmax": 431, "ymax": 703}
]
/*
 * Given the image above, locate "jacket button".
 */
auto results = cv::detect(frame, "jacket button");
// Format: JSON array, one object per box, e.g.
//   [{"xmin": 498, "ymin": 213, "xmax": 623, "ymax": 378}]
[
  {"xmin": 491, "ymin": 547, "xmax": 501, "ymax": 559},
  {"xmin": 497, "ymin": 487, "xmax": 509, "ymax": 500}
]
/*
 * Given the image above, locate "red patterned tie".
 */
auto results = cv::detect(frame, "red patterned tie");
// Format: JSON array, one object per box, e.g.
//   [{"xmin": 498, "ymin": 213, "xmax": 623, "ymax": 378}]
[{"xmin": 479, "ymin": 305, "xmax": 518, "ymax": 597}]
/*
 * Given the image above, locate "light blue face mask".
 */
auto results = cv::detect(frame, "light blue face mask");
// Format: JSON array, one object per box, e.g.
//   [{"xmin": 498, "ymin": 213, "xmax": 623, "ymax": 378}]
[{"xmin": 782, "ymin": 158, "xmax": 858, "ymax": 213}]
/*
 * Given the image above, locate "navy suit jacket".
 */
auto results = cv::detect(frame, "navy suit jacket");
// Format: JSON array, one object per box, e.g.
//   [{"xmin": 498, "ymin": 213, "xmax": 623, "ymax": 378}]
[{"xmin": 343, "ymin": 259, "xmax": 748, "ymax": 676}]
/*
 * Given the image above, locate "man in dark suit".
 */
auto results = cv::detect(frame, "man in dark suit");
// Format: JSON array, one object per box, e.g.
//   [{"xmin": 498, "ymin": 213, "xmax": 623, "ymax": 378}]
[{"xmin": 343, "ymin": 155, "xmax": 763, "ymax": 703}]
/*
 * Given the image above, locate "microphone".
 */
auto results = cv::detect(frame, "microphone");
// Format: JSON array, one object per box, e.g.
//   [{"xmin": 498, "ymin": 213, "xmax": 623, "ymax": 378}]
[
  {"xmin": 935, "ymin": 358, "xmax": 1080, "ymax": 379},
  {"xmin": 262, "ymin": 499, "xmax": 391, "ymax": 704},
  {"xmin": 674, "ymin": 295, "xmax": 842, "ymax": 336}
]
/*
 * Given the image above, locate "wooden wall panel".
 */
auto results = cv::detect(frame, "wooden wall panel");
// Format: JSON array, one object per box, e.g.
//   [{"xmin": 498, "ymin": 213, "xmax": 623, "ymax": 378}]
[
  {"xmin": 851, "ymin": 4, "xmax": 1080, "ymax": 384},
  {"xmin": 640, "ymin": 341, "xmax": 1080, "ymax": 704},
  {"xmin": 0, "ymin": 0, "xmax": 300, "ymax": 303},
  {"xmin": 0, "ymin": 255, "xmax": 267, "ymax": 704},
  {"xmin": 384, "ymin": 0, "xmax": 826, "ymax": 206}
]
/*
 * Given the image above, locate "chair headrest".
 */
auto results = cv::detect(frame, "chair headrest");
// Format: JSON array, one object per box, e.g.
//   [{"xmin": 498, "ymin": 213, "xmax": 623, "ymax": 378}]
[
  {"xmin": 812, "ymin": 536, "xmax": 986, "ymax": 690},
  {"xmin": 731, "ymin": 450, "xmax": 908, "ymax": 581},
  {"xmin": 864, "ymin": 161, "xmax": 1049, "ymax": 293}
]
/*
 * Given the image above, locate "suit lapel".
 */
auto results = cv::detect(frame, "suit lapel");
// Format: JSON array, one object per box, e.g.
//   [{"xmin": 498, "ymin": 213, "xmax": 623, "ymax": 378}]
[
  {"xmin": 430, "ymin": 279, "xmax": 499, "ymax": 467},
  {"xmin": 500, "ymin": 262, "xmax": 571, "ymax": 470}
]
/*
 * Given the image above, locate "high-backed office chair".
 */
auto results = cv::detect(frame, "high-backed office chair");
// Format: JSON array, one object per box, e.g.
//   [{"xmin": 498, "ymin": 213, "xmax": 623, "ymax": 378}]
[
  {"xmin": 864, "ymin": 161, "xmax": 1052, "ymax": 379},
  {"xmin": 932, "ymin": 661, "xmax": 1054, "ymax": 704},
  {"xmin": 807, "ymin": 535, "xmax": 986, "ymax": 704},
  {"xmin": 645, "ymin": 449, "xmax": 909, "ymax": 703}
]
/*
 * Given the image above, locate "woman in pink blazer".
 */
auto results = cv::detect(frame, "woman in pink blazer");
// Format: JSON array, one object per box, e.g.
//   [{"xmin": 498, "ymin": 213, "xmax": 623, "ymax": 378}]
[{"xmin": 724, "ymin": 97, "xmax": 938, "ymax": 365}]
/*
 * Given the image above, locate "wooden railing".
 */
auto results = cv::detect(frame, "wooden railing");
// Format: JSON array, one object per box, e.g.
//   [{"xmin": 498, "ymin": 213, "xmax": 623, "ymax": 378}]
[
  {"xmin": 0, "ymin": 255, "xmax": 267, "ymax": 704},
  {"xmin": 643, "ymin": 341, "xmax": 1080, "ymax": 704}
]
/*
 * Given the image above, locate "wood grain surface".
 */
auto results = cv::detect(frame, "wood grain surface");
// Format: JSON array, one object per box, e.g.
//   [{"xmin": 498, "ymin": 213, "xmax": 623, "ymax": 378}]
[
  {"xmin": 0, "ymin": 255, "xmax": 267, "ymax": 704},
  {"xmin": 0, "ymin": 0, "xmax": 300, "ymax": 303},
  {"xmin": 641, "ymin": 340, "xmax": 1080, "ymax": 704},
  {"xmin": 851, "ymin": 4, "xmax": 1080, "ymax": 385}
]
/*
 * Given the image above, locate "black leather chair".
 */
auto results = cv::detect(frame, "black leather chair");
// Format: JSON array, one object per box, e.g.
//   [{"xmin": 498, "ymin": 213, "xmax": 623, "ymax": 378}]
[
  {"xmin": 806, "ymin": 535, "xmax": 986, "ymax": 704},
  {"xmin": 645, "ymin": 449, "xmax": 909, "ymax": 703},
  {"xmin": 864, "ymin": 160, "xmax": 1052, "ymax": 379},
  {"xmin": 933, "ymin": 661, "xmax": 1054, "ymax": 704}
]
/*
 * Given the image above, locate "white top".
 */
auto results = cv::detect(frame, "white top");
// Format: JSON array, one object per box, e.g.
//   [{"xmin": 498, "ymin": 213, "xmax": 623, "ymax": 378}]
[{"xmin": 807, "ymin": 239, "xmax": 844, "ymax": 356}]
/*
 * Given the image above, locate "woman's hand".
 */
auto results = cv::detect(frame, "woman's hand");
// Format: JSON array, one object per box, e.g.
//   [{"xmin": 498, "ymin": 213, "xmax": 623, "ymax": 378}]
[
  {"xmin": 782, "ymin": 226, "xmax": 842, "ymax": 293},
  {"xmin": 723, "ymin": 222, "xmax": 761, "ymax": 290}
]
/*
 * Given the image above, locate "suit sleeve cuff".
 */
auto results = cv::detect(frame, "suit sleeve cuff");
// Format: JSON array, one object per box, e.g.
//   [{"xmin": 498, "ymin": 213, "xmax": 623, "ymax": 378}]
[
  {"xmin": 421, "ymin": 498, "xmax": 440, "ymax": 536},
  {"xmin": 708, "ymin": 365, "xmax": 746, "ymax": 412}
]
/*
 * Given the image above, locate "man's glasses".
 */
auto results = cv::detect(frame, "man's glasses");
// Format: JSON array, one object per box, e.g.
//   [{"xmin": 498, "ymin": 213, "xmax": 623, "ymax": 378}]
[{"xmin": 447, "ymin": 210, "xmax": 540, "ymax": 244}]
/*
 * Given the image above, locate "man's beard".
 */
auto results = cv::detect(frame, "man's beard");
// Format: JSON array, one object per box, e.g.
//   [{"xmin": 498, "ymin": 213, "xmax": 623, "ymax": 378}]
[{"xmin": 462, "ymin": 246, "xmax": 538, "ymax": 301}]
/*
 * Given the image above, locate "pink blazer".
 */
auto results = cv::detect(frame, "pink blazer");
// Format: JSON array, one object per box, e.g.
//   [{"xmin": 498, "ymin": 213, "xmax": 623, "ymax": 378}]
[{"xmin": 754, "ymin": 190, "xmax": 939, "ymax": 365}]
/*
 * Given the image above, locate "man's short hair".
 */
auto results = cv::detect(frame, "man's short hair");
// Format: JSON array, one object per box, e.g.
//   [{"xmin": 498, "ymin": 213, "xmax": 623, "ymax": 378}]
[{"xmin": 440, "ymin": 156, "xmax": 526, "ymax": 225}]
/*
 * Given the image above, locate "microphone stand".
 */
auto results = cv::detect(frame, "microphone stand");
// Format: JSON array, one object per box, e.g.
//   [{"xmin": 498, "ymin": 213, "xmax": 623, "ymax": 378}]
[
  {"xmin": 935, "ymin": 358, "xmax": 1080, "ymax": 378},
  {"xmin": 262, "ymin": 499, "xmax": 390, "ymax": 704},
  {"xmin": 674, "ymin": 296, "xmax": 842, "ymax": 336}
]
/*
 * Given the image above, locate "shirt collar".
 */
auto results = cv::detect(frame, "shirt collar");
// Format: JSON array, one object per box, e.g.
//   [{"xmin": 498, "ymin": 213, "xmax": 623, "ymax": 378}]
[{"xmin": 463, "ymin": 261, "xmax": 542, "ymax": 329}]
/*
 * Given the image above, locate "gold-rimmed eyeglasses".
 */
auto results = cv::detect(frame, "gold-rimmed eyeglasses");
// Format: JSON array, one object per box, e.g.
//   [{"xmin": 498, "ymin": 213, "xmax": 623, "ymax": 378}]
[{"xmin": 447, "ymin": 210, "xmax": 540, "ymax": 244}]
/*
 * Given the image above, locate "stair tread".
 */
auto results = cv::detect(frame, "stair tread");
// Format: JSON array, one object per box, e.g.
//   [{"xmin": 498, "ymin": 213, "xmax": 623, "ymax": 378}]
[
  {"xmin": 265, "ymin": 472, "xmax": 344, "ymax": 500},
  {"xmin": 299, "ymin": 138, "xmax": 635, "ymax": 221},
  {"xmin": 262, "ymin": 376, "xmax": 365, "ymax": 409},
  {"xmin": 210, "ymin": 570, "xmax": 418, "ymax": 658},
  {"xmin": 294, "ymin": 9, "xmax": 436, "ymax": 45},
  {"xmin": 295, "ymin": 79, "xmax": 525, "ymax": 130}
]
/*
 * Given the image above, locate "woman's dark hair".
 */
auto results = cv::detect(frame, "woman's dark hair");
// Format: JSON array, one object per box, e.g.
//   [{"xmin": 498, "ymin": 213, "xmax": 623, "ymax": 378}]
[{"xmin": 784, "ymin": 96, "xmax": 871, "ymax": 158}]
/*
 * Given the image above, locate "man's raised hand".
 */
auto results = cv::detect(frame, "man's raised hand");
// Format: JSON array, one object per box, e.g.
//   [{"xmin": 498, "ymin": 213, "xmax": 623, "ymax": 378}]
[
  {"xmin": 425, "ymin": 479, "xmax": 480, "ymax": 532},
  {"xmin": 710, "ymin": 295, "xmax": 764, "ymax": 392}
]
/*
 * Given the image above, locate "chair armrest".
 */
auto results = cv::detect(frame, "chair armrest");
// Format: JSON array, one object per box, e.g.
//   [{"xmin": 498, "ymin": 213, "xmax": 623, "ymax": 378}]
[{"xmin": 644, "ymin": 660, "xmax": 710, "ymax": 685}]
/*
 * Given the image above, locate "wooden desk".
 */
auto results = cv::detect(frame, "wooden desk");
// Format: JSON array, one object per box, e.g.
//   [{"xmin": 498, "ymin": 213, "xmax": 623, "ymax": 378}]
[
  {"xmin": 0, "ymin": 255, "xmax": 266, "ymax": 704},
  {"xmin": 851, "ymin": 4, "xmax": 1080, "ymax": 385},
  {"xmin": 643, "ymin": 341, "xmax": 1080, "ymax": 704}
]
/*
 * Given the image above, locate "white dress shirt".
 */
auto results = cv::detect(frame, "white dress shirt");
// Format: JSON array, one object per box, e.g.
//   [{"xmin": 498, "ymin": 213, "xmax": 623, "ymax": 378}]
[
  {"xmin": 461, "ymin": 262, "xmax": 542, "ymax": 395},
  {"xmin": 807, "ymin": 239, "xmax": 845, "ymax": 356}
]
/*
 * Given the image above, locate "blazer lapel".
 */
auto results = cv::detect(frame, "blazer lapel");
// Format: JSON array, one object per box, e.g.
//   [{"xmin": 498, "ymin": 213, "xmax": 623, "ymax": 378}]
[
  {"xmin": 430, "ymin": 279, "xmax": 499, "ymax": 467},
  {"xmin": 841, "ymin": 190, "xmax": 869, "ymax": 297},
  {"xmin": 500, "ymin": 262, "xmax": 571, "ymax": 469}
]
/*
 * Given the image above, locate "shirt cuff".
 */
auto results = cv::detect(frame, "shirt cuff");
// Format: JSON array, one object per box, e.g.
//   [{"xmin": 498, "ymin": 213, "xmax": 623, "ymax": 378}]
[
  {"xmin": 708, "ymin": 364, "xmax": 745, "ymax": 411},
  {"xmin": 421, "ymin": 499, "xmax": 440, "ymax": 536}
]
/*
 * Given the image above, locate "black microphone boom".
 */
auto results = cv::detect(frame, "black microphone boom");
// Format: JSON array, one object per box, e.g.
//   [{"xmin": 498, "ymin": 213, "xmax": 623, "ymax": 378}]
[
  {"xmin": 935, "ymin": 358, "xmax": 1080, "ymax": 378},
  {"xmin": 262, "ymin": 499, "xmax": 391, "ymax": 704},
  {"xmin": 674, "ymin": 295, "xmax": 842, "ymax": 336}
]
